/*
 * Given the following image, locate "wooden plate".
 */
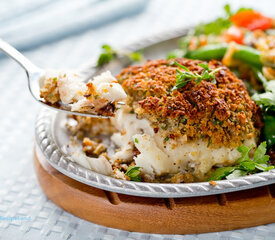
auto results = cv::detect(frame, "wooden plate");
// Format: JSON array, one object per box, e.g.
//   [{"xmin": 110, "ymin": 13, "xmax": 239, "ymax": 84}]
[{"xmin": 34, "ymin": 144, "xmax": 275, "ymax": 234}]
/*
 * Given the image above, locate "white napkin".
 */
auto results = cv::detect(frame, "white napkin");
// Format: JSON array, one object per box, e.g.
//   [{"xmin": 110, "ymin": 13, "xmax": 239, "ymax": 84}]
[{"xmin": 0, "ymin": 0, "xmax": 148, "ymax": 51}]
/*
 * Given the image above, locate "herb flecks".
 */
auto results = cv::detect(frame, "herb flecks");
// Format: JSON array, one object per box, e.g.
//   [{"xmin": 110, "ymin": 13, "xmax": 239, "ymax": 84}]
[
  {"xmin": 208, "ymin": 142, "xmax": 274, "ymax": 181},
  {"xmin": 172, "ymin": 61, "xmax": 222, "ymax": 91},
  {"xmin": 212, "ymin": 118, "xmax": 223, "ymax": 125},
  {"xmin": 125, "ymin": 165, "xmax": 141, "ymax": 182},
  {"xmin": 161, "ymin": 124, "xmax": 167, "ymax": 130}
]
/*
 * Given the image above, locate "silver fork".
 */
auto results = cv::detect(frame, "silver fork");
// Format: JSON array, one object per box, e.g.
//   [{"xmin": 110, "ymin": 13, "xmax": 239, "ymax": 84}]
[{"xmin": 0, "ymin": 38, "xmax": 113, "ymax": 118}]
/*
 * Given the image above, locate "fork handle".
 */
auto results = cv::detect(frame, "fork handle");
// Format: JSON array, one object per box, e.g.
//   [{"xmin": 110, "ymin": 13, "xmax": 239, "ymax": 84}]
[{"xmin": 0, "ymin": 38, "xmax": 40, "ymax": 73}]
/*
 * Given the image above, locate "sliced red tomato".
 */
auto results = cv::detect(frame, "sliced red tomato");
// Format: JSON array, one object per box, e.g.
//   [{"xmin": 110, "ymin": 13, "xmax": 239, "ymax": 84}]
[
  {"xmin": 223, "ymin": 26, "xmax": 244, "ymax": 44},
  {"xmin": 231, "ymin": 10, "xmax": 274, "ymax": 30}
]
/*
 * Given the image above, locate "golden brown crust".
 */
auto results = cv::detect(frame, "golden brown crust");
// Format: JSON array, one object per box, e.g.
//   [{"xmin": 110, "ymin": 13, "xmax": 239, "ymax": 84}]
[
  {"xmin": 117, "ymin": 58, "xmax": 262, "ymax": 148},
  {"xmin": 40, "ymin": 77, "xmax": 60, "ymax": 104}
]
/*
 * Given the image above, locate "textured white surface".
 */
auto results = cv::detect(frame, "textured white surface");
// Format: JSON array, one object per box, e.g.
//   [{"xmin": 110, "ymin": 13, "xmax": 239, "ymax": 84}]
[{"xmin": 1, "ymin": 0, "xmax": 275, "ymax": 239}]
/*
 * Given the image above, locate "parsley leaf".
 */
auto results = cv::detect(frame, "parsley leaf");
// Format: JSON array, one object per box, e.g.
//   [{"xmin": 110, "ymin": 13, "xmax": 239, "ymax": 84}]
[
  {"xmin": 208, "ymin": 141, "xmax": 274, "ymax": 181},
  {"xmin": 125, "ymin": 165, "xmax": 142, "ymax": 182},
  {"xmin": 172, "ymin": 61, "xmax": 222, "ymax": 91},
  {"xmin": 252, "ymin": 80, "xmax": 275, "ymax": 112},
  {"xmin": 97, "ymin": 44, "xmax": 143, "ymax": 67},
  {"xmin": 226, "ymin": 169, "xmax": 247, "ymax": 180},
  {"xmin": 164, "ymin": 136, "xmax": 169, "ymax": 142},
  {"xmin": 97, "ymin": 44, "xmax": 116, "ymax": 67},
  {"xmin": 237, "ymin": 145, "xmax": 253, "ymax": 162},
  {"xmin": 207, "ymin": 167, "xmax": 235, "ymax": 181},
  {"xmin": 239, "ymin": 161, "xmax": 255, "ymax": 171},
  {"xmin": 129, "ymin": 52, "xmax": 143, "ymax": 62},
  {"xmin": 254, "ymin": 141, "xmax": 270, "ymax": 164}
]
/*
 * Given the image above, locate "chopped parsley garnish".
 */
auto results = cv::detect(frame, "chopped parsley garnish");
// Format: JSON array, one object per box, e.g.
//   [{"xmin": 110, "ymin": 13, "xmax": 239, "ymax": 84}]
[
  {"xmin": 161, "ymin": 124, "xmax": 167, "ymax": 130},
  {"xmin": 125, "ymin": 165, "xmax": 141, "ymax": 182},
  {"xmin": 134, "ymin": 138, "xmax": 139, "ymax": 144},
  {"xmin": 97, "ymin": 44, "xmax": 143, "ymax": 67},
  {"xmin": 212, "ymin": 118, "xmax": 223, "ymax": 125},
  {"xmin": 164, "ymin": 136, "xmax": 169, "ymax": 142},
  {"xmin": 180, "ymin": 118, "xmax": 187, "ymax": 124},
  {"xmin": 172, "ymin": 61, "xmax": 222, "ymax": 91},
  {"xmin": 208, "ymin": 142, "xmax": 274, "ymax": 181}
]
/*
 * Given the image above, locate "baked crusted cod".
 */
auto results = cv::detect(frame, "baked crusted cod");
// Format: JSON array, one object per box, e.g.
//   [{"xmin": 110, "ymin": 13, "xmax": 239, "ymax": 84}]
[
  {"xmin": 66, "ymin": 58, "xmax": 262, "ymax": 183},
  {"xmin": 40, "ymin": 70, "xmax": 127, "ymax": 116}
]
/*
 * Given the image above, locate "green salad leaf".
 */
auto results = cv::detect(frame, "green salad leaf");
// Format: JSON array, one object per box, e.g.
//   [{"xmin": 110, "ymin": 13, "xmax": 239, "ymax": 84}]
[
  {"xmin": 194, "ymin": 4, "xmax": 254, "ymax": 36},
  {"xmin": 208, "ymin": 142, "xmax": 273, "ymax": 181},
  {"xmin": 207, "ymin": 166, "xmax": 235, "ymax": 181},
  {"xmin": 254, "ymin": 141, "xmax": 270, "ymax": 164},
  {"xmin": 250, "ymin": 68, "xmax": 275, "ymax": 148},
  {"xmin": 253, "ymin": 80, "xmax": 275, "ymax": 111},
  {"xmin": 166, "ymin": 4, "xmax": 256, "ymax": 59},
  {"xmin": 194, "ymin": 4, "xmax": 232, "ymax": 36},
  {"xmin": 226, "ymin": 170, "xmax": 247, "ymax": 180}
]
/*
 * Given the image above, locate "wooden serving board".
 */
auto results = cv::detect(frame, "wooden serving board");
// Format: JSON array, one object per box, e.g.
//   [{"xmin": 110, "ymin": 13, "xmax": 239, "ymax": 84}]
[{"xmin": 34, "ymin": 145, "xmax": 275, "ymax": 234}]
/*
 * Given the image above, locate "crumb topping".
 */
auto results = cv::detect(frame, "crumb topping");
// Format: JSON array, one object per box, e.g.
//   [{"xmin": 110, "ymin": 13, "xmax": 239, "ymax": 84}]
[{"xmin": 117, "ymin": 58, "xmax": 262, "ymax": 148}]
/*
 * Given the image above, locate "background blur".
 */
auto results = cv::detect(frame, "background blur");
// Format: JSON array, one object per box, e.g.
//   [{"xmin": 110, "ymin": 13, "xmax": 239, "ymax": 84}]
[{"xmin": 1, "ymin": 0, "xmax": 275, "ymax": 239}]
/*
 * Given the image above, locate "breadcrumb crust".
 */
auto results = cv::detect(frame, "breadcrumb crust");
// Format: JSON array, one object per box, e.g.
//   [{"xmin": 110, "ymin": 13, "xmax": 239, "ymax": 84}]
[{"xmin": 117, "ymin": 58, "xmax": 262, "ymax": 148}]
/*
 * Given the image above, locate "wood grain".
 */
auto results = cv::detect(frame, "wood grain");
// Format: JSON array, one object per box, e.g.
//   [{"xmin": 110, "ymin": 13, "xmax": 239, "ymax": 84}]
[{"xmin": 34, "ymin": 145, "xmax": 275, "ymax": 234}]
